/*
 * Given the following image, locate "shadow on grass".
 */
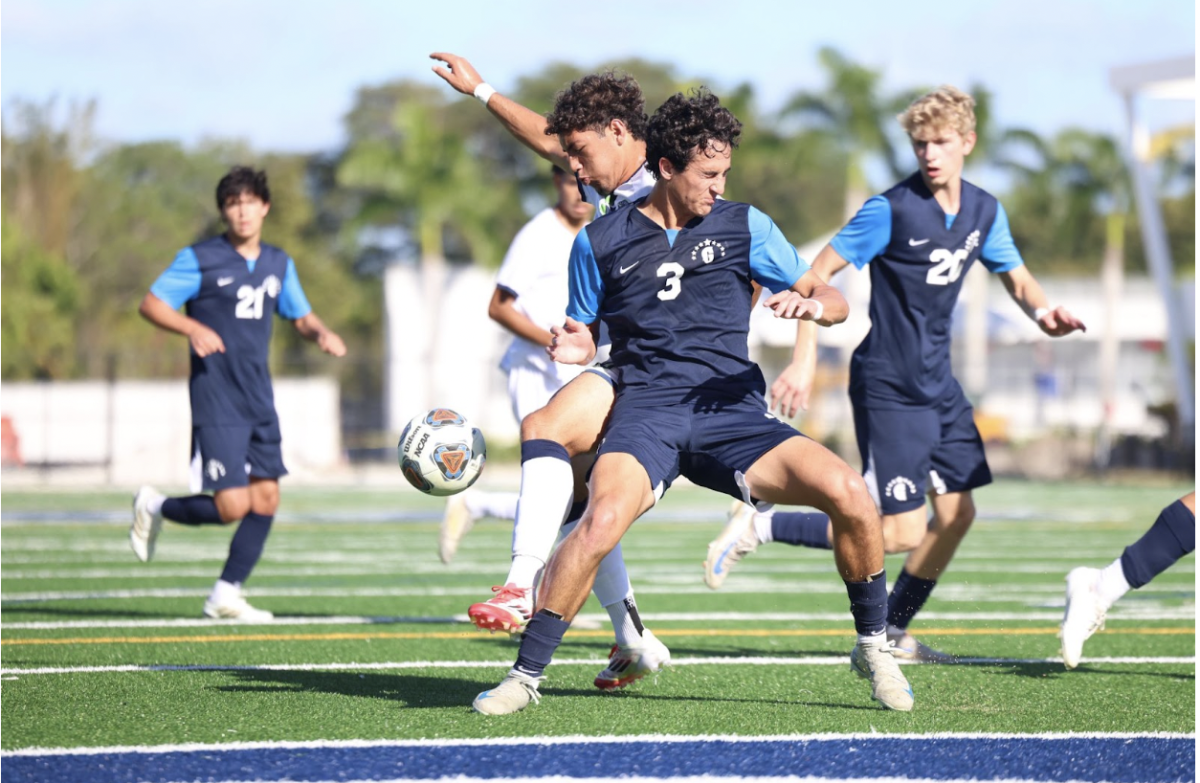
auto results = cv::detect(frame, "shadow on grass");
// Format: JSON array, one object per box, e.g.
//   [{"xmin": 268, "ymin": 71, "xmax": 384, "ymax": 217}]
[{"xmin": 950, "ymin": 660, "xmax": 1196, "ymax": 681}]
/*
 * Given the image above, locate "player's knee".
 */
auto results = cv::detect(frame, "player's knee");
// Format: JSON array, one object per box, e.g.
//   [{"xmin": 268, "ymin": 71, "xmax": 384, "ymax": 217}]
[
  {"xmin": 521, "ymin": 408, "xmax": 565, "ymax": 446},
  {"xmin": 576, "ymin": 504, "xmax": 625, "ymax": 555},
  {"xmin": 936, "ymin": 500, "xmax": 975, "ymax": 537},
  {"xmin": 826, "ymin": 470, "xmax": 875, "ymax": 521}
]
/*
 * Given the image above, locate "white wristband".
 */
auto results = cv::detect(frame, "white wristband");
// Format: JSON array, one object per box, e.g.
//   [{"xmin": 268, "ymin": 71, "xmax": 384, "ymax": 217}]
[
  {"xmin": 810, "ymin": 298, "xmax": 824, "ymax": 322},
  {"xmin": 1033, "ymin": 307, "xmax": 1050, "ymax": 321},
  {"xmin": 473, "ymin": 82, "xmax": 497, "ymax": 105}
]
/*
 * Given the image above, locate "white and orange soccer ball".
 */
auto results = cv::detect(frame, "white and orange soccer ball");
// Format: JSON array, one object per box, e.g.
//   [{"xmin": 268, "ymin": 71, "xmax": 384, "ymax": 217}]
[{"xmin": 397, "ymin": 408, "xmax": 487, "ymax": 496}]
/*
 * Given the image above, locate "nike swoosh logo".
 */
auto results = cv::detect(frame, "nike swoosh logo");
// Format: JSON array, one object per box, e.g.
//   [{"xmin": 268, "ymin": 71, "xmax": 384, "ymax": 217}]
[
  {"xmin": 217, "ymin": 277, "xmax": 235, "ymax": 286},
  {"xmin": 908, "ymin": 238, "xmax": 930, "ymax": 246},
  {"xmin": 618, "ymin": 262, "xmax": 640, "ymax": 275}
]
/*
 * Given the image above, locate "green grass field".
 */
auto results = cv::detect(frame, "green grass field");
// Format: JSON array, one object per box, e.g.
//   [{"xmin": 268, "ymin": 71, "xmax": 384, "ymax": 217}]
[{"xmin": 1, "ymin": 478, "xmax": 1194, "ymax": 751}]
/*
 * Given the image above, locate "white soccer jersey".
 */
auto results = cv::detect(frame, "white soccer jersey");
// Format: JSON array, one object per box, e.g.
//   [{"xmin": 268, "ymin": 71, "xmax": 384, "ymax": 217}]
[{"xmin": 581, "ymin": 164, "xmax": 656, "ymax": 216}]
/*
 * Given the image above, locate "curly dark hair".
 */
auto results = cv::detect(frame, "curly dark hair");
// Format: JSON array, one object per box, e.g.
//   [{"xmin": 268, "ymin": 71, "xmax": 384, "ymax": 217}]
[
  {"xmin": 216, "ymin": 166, "xmax": 270, "ymax": 210},
  {"xmin": 544, "ymin": 71, "xmax": 647, "ymax": 140},
  {"xmin": 644, "ymin": 88, "xmax": 742, "ymax": 179}
]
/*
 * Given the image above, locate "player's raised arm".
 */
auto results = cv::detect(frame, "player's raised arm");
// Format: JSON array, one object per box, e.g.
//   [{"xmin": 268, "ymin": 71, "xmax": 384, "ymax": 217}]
[
  {"xmin": 997, "ymin": 264, "xmax": 1087, "ymax": 337},
  {"xmin": 430, "ymin": 52, "xmax": 568, "ymax": 169}
]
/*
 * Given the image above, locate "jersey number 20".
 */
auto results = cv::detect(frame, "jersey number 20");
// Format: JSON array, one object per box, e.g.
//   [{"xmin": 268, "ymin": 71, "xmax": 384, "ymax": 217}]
[{"xmin": 926, "ymin": 249, "xmax": 968, "ymax": 286}]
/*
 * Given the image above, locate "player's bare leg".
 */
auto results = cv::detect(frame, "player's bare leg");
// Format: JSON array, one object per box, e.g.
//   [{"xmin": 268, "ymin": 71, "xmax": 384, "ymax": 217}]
[
  {"xmin": 744, "ymin": 436, "xmax": 912, "ymax": 711},
  {"xmin": 883, "ymin": 490, "xmax": 975, "ymax": 662}
]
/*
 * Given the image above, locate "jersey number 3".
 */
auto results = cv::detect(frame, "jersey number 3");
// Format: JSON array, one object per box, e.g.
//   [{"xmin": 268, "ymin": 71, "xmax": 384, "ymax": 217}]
[{"xmin": 656, "ymin": 262, "xmax": 685, "ymax": 301}]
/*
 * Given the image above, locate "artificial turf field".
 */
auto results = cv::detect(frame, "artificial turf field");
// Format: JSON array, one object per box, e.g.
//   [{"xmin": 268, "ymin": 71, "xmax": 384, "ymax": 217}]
[{"xmin": 1, "ymin": 477, "xmax": 1194, "ymax": 782}]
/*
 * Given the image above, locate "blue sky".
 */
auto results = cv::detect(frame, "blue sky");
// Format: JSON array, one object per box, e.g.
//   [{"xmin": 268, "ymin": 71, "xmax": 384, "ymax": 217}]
[{"xmin": 2, "ymin": 0, "xmax": 1194, "ymax": 158}]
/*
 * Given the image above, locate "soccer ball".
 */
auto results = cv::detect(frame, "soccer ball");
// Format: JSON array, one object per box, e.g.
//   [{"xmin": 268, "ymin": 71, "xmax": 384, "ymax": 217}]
[{"xmin": 397, "ymin": 408, "xmax": 486, "ymax": 496}]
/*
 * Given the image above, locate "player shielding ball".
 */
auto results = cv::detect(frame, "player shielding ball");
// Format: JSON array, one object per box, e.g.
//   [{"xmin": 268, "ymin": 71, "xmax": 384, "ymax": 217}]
[
  {"xmin": 703, "ymin": 86, "xmax": 1086, "ymax": 662},
  {"xmin": 472, "ymin": 89, "xmax": 913, "ymax": 716}
]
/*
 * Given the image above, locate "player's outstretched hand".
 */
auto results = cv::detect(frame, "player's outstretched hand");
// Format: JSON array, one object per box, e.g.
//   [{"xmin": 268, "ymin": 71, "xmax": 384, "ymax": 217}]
[
  {"xmin": 188, "ymin": 324, "xmax": 225, "ymax": 357},
  {"xmin": 548, "ymin": 317, "xmax": 596, "ymax": 365},
  {"xmin": 1037, "ymin": 306, "xmax": 1087, "ymax": 337},
  {"xmin": 763, "ymin": 291, "xmax": 822, "ymax": 320},
  {"xmin": 430, "ymin": 52, "xmax": 485, "ymax": 96},
  {"xmin": 318, "ymin": 330, "xmax": 347, "ymax": 358},
  {"xmin": 770, "ymin": 361, "xmax": 814, "ymax": 418}
]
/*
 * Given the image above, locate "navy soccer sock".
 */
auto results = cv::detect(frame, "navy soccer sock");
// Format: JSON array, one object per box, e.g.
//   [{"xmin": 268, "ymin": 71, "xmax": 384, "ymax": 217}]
[
  {"xmin": 845, "ymin": 571, "xmax": 888, "ymax": 637},
  {"xmin": 1120, "ymin": 499, "xmax": 1196, "ymax": 588},
  {"xmin": 772, "ymin": 511, "xmax": 832, "ymax": 550},
  {"xmin": 886, "ymin": 569, "xmax": 937, "ymax": 630},
  {"xmin": 219, "ymin": 512, "xmax": 274, "ymax": 584},
  {"xmin": 513, "ymin": 610, "xmax": 571, "ymax": 678},
  {"xmin": 161, "ymin": 495, "xmax": 223, "ymax": 526}
]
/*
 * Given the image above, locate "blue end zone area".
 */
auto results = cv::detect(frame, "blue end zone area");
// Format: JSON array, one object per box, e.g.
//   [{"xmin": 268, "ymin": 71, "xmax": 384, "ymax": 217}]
[{"xmin": 3, "ymin": 736, "xmax": 1194, "ymax": 783}]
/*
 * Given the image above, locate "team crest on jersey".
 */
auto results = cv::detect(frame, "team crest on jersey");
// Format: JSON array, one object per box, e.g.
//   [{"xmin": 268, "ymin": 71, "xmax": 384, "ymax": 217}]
[
  {"xmin": 432, "ymin": 443, "xmax": 472, "ymax": 480},
  {"xmin": 205, "ymin": 459, "xmax": 227, "ymax": 482},
  {"xmin": 884, "ymin": 476, "xmax": 919, "ymax": 502},
  {"xmin": 963, "ymin": 230, "xmax": 981, "ymax": 253},
  {"xmin": 691, "ymin": 238, "xmax": 726, "ymax": 264},
  {"xmin": 263, "ymin": 275, "xmax": 282, "ymax": 298},
  {"xmin": 425, "ymin": 409, "xmax": 465, "ymax": 427}
]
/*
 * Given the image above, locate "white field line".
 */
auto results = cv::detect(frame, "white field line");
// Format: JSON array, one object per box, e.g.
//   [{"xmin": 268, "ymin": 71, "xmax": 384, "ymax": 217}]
[
  {"xmin": 1, "ymin": 655, "xmax": 1193, "ymax": 677},
  {"xmin": 2, "ymin": 582, "xmax": 1192, "ymax": 602},
  {"xmin": 3, "ymin": 607, "xmax": 1194, "ymax": 631},
  {"xmin": 2, "ymin": 730, "xmax": 1193, "ymax": 758}
]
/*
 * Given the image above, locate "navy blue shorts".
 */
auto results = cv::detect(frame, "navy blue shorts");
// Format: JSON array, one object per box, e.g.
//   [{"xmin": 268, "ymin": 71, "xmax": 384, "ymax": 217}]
[
  {"xmin": 853, "ymin": 388, "xmax": 991, "ymax": 516},
  {"xmin": 190, "ymin": 421, "xmax": 287, "ymax": 492},
  {"xmin": 598, "ymin": 393, "xmax": 798, "ymax": 501}
]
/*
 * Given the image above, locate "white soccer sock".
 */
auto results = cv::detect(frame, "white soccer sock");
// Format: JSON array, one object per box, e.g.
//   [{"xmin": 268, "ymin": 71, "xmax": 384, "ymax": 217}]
[
  {"xmin": 1095, "ymin": 557, "xmax": 1131, "ymax": 608},
  {"xmin": 753, "ymin": 508, "xmax": 775, "ymax": 544},
  {"xmin": 504, "ymin": 554, "xmax": 544, "ymax": 590},
  {"xmin": 510, "ymin": 455, "xmax": 575, "ymax": 565},
  {"xmin": 857, "ymin": 630, "xmax": 888, "ymax": 647},
  {"xmin": 467, "ymin": 490, "xmax": 519, "ymax": 522}
]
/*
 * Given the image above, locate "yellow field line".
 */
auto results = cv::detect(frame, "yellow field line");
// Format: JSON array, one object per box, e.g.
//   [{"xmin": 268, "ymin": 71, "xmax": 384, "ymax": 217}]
[{"xmin": 2, "ymin": 626, "xmax": 1193, "ymax": 647}]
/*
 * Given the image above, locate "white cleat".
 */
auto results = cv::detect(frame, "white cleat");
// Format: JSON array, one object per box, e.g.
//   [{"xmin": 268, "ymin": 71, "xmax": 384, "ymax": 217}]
[
  {"xmin": 850, "ymin": 639, "xmax": 915, "ymax": 711},
  {"xmin": 704, "ymin": 501, "xmax": 759, "ymax": 590},
  {"xmin": 886, "ymin": 625, "xmax": 958, "ymax": 664},
  {"xmin": 130, "ymin": 486, "xmax": 166, "ymax": 563},
  {"xmin": 1060, "ymin": 566, "xmax": 1107, "ymax": 669},
  {"xmin": 473, "ymin": 670, "xmax": 543, "ymax": 715},
  {"xmin": 594, "ymin": 628, "xmax": 672, "ymax": 690},
  {"xmin": 439, "ymin": 493, "xmax": 479, "ymax": 564},
  {"xmin": 203, "ymin": 592, "xmax": 274, "ymax": 622}
]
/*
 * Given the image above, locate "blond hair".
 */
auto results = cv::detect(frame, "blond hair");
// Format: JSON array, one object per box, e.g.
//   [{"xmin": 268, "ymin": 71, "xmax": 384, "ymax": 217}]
[{"xmin": 898, "ymin": 86, "xmax": 976, "ymax": 138}]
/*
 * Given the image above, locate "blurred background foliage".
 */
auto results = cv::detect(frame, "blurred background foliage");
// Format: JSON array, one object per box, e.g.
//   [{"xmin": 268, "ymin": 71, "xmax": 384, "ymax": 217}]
[{"xmin": 2, "ymin": 48, "xmax": 1194, "ymax": 385}]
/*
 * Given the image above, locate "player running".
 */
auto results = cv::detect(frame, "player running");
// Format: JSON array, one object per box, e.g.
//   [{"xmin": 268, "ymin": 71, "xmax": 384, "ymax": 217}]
[
  {"xmin": 130, "ymin": 166, "xmax": 347, "ymax": 621},
  {"xmin": 472, "ymin": 89, "xmax": 912, "ymax": 716},
  {"xmin": 703, "ymin": 86, "xmax": 1086, "ymax": 662}
]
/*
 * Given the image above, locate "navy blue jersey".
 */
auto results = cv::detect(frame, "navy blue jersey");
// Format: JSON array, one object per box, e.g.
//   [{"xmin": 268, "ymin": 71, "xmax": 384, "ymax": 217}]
[
  {"xmin": 168, "ymin": 236, "xmax": 296, "ymax": 425},
  {"xmin": 567, "ymin": 199, "xmax": 806, "ymax": 404},
  {"xmin": 836, "ymin": 175, "xmax": 1020, "ymax": 408}
]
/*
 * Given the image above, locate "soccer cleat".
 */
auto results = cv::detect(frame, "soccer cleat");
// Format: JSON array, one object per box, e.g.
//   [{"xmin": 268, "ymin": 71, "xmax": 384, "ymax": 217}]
[
  {"xmin": 130, "ymin": 485, "xmax": 166, "ymax": 563},
  {"xmin": 439, "ymin": 493, "xmax": 478, "ymax": 564},
  {"xmin": 886, "ymin": 626, "xmax": 958, "ymax": 664},
  {"xmin": 850, "ymin": 640, "xmax": 915, "ymax": 711},
  {"xmin": 473, "ymin": 670, "xmax": 543, "ymax": 715},
  {"xmin": 203, "ymin": 592, "xmax": 274, "ymax": 622},
  {"xmin": 1060, "ymin": 566, "xmax": 1107, "ymax": 669},
  {"xmin": 468, "ymin": 584, "xmax": 532, "ymax": 633},
  {"xmin": 704, "ymin": 501, "xmax": 759, "ymax": 590},
  {"xmin": 594, "ymin": 628, "xmax": 672, "ymax": 690}
]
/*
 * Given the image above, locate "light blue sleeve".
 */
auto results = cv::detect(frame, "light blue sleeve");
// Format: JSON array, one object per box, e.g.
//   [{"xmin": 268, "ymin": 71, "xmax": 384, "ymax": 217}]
[
  {"xmin": 566, "ymin": 229, "xmax": 604, "ymax": 324},
  {"xmin": 277, "ymin": 258, "xmax": 313, "ymax": 319},
  {"xmin": 830, "ymin": 196, "xmax": 892, "ymax": 269},
  {"xmin": 980, "ymin": 202, "xmax": 1025, "ymax": 273},
  {"xmin": 149, "ymin": 247, "xmax": 202, "ymax": 309},
  {"xmin": 747, "ymin": 206, "xmax": 809, "ymax": 291}
]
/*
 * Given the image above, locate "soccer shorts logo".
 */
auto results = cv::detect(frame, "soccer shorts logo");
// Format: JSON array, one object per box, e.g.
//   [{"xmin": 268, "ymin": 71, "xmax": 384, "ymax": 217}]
[
  {"xmin": 425, "ymin": 409, "xmax": 466, "ymax": 427},
  {"xmin": 432, "ymin": 443, "xmax": 472, "ymax": 480},
  {"xmin": 884, "ymin": 475, "xmax": 919, "ymax": 502},
  {"xmin": 206, "ymin": 459, "xmax": 227, "ymax": 482}
]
